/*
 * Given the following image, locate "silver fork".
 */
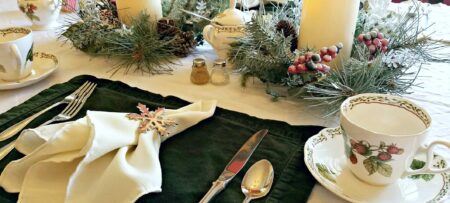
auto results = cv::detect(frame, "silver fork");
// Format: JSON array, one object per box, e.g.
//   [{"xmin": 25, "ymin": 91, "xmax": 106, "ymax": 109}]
[
  {"xmin": 0, "ymin": 81, "xmax": 94, "ymax": 142},
  {"xmin": 0, "ymin": 81, "xmax": 97, "ymax": 160},
  {"xmin": 40, "ymin": 82, "xmax": 96, "ymax": 126}
]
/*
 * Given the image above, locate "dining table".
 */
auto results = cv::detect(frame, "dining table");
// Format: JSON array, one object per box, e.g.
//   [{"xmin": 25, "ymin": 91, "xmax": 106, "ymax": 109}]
[{"xmin": 0, "ymin": 0, "xmax": 449, "ymax": 202}]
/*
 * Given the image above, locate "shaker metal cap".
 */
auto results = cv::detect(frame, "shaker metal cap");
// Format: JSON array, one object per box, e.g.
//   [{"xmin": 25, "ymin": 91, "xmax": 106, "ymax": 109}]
[
  {"xmin": 213, "ymin": 59, "xmax": 226, "ymax": 67},
  {"xmin": 193, "ymin": 58, "xmax": 206, "ymax": 67}
]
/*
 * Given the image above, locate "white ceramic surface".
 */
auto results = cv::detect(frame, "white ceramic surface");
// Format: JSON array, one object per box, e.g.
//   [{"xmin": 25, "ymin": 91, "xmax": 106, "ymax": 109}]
[
  {"xmin": 17, "ymin": 0, "xmax": 61, "ymax": 30},
  {"xmin": 0, "ymin": 27, "xmax": 33, "ymax": 81},
  {"xmin": 0, "ymin": 52, "xmax": 58, "ymax": 90},
  {"xmin": 340, "ymin": 93, "xmax": 450, "ymax": 185},
  {"xmin": 202, "ymin": 0, "xmax": 249, "ymax": 60},
  {"xmin": 304, "ymin": 127, "xmax": 450, "ymax": 203}
]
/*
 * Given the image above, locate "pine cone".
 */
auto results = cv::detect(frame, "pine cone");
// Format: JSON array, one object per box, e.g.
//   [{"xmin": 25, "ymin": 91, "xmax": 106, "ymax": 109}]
[
  {"xmin": 157, "ymin": 18, "xmax": 180, "ymax": 38},
  {"xmin": 173, "ymin": 31, "xmax": 196, "ymax": 57},
  {"xmin": 276, "ymin": 20, "xmax": 298, "ymax": 52}
]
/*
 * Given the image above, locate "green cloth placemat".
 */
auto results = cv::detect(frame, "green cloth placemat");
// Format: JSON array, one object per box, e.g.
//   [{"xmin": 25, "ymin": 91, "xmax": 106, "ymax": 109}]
[{"xmin": 0, "ymin": 75, "xmax": 323, "ymax": 203}]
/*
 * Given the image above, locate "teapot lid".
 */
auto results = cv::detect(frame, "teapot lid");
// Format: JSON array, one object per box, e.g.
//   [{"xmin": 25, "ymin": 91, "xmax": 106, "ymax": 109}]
[{"xmin": 212, "ymin": 0, "xmax": 249, "ymax": 26}]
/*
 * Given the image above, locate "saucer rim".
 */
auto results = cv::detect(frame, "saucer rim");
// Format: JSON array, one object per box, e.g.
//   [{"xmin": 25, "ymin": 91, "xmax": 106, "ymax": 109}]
[
  {"xmin": 304, "ymin": 127, "xmax": 450, "ymax": 203},
  {"xmin": 0, "ymin": 52, "xmax": 58, "ymax": 90}
]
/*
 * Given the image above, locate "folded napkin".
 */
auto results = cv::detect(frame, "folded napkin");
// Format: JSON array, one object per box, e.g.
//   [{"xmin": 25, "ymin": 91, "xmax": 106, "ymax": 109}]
[{"xmin": 0, "ymin": 101, "xmax": 216, "ymax": 203}]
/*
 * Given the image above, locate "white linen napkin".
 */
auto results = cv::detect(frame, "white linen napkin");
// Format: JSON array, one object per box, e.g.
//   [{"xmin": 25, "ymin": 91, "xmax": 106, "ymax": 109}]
[{"xmin": 0, "ymin": 101, "xmax": 216, "ymax": 203}]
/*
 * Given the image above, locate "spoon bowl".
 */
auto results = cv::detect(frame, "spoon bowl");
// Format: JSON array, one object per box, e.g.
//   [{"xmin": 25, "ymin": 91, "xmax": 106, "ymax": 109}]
[{"xmin": 241, "ymin": 159, "xmax": 274, "ymax": 203}]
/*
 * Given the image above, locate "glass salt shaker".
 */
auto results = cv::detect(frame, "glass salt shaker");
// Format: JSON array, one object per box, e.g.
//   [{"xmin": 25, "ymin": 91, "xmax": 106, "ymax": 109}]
[
  {"xmin": 190, "ymin": 58, "xmax": 210, "ymax": 85},
  {"xmin": 210, "ymin": 60, "xmax": 230, "ymax": 86}
]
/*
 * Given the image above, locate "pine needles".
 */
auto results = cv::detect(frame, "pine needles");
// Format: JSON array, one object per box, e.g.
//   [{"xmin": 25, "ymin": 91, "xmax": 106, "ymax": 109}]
[
  {"xmin": 229, "ymin": 6, "xmax": 298, "ymax": 85},
  {"xmin": 301, "ymin": 2, "xmax": 438, "ymax": 116},
  {"xmin": 60, "ymin": 1, "xmax": 175, "ymax": 75},
  {"xmin": 229, "ymin": 1, "xmax": 448, "ymax": 116}
]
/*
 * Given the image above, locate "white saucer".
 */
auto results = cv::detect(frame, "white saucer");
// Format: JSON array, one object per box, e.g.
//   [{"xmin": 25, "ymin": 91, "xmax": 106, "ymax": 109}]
[
  {"xmin": 304, "ymin": 127, "xmax": 450, "ymax": 203},
  {"xmin": 0, "ymin": 52, "xmax": 58, "ymax": 90}
]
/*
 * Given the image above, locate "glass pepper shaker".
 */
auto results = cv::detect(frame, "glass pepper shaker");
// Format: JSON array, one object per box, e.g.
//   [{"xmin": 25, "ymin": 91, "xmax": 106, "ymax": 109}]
[
  {"xmin": 190, "ymin": 58, "xmax": 210, "ymax": 85},
  {"xmin": 210, "ymin": 60, "xmax": 230, "ymax": 86}
]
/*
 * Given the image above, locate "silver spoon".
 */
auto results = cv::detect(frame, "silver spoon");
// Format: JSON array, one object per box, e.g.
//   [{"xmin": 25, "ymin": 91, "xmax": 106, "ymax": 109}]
[{"xmin": 241, "ymin": 159, "xmax": 274, "ymax": 203}]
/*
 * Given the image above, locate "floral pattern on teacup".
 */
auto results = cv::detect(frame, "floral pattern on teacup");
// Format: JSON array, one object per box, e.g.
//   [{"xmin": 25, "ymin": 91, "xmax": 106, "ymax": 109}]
[
  {"xmin": 19, "ymin": 3, "xmax": 40, "ymax": 21},
  {"xmin": 345, "ymin": 138, "xmax": 404, "ymax": 177}
]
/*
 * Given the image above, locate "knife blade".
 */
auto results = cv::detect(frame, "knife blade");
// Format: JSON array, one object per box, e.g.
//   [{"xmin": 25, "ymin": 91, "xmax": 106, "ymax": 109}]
[{"xmin": 199, "ymin": 129, "xmax": 269, "ymax": 203}]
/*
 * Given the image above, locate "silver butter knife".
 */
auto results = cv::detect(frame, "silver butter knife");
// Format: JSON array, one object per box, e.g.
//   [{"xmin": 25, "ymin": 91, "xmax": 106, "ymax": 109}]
[{"xmin": 199, "ymin": 129, "xmax": 269, "ymax": 203}]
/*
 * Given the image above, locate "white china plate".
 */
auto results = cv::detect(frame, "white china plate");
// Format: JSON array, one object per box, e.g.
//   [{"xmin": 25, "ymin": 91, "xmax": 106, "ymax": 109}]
[
  {"xmin": 304, "ymin": 127, "xmax": 450, "ymax": 203},
  {"xmin": 0, "ymin": 52, "xmax": 58, "ymax": 90}
]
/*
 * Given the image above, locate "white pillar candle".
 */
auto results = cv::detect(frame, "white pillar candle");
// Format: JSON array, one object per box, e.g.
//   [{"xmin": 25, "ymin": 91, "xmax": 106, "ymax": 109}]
[
  {"xmin": 298, "ymin": 0, "xmax": 360, "ymax": 68},
  {"xmin": 116, "ymin": 0, "xmax": 163, "ymax": 26}
]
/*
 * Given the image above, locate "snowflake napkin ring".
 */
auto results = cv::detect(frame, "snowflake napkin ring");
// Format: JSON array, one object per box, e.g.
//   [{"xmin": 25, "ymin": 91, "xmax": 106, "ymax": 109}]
[{"xmin": 126, "ymin": 103, "xmax": 177, "ymax": 137}]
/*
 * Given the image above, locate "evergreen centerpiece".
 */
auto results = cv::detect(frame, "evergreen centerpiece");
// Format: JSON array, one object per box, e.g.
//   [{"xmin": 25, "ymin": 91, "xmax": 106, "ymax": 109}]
[
  {"xmin": 229, "ymin": 1, "xmax": 450, "ymax": 115},
  {"xmin": 59, "ymin": 0, "xmax": 228, "ymax": 75}
]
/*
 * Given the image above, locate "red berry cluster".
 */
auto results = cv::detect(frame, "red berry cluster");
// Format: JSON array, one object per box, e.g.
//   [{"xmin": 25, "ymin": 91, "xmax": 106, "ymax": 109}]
[
  {"xmin": 349, "ymin": 139, "xmax": 404, "ymax": 164},
  {"xmin": 357, "ymin": 30, "xmax": 389, "ymax": 59},
  {"xmin": 287, "ymin": 43, "xmax": 343, "ymax": 75}
]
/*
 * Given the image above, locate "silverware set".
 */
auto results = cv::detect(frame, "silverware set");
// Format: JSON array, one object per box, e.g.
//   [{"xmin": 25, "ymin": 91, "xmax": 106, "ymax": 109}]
[
  {"xmin": 199, "ymin": 129, "xmax": 274, "ymax": 203},
  {"xmin": 0, "ymin": 81, "xmax": 97, "ymax": 160}
]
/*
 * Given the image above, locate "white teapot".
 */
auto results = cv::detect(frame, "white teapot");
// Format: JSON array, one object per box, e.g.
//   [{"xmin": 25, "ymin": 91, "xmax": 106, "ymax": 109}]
[
  {"xmin": 203, "ymin": 0, "xmax": 249, "ymax": 60},
  {"xmin": 17, "ymin": 0, "xmax": 61, "ymax": 30}
]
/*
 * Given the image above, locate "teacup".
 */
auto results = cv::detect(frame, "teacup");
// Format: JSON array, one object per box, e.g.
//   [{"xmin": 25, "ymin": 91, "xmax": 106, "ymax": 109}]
[
  {"xmin": 17, "ymin": 0, "xmax": 61, "ymax": 30},
  {"xmin": 340, "ymin": 93, "xmax": 450, "ymax": 185},
  {"xmin": 0, "ymin": 27, "xmax": 34, "ymax": 81}
]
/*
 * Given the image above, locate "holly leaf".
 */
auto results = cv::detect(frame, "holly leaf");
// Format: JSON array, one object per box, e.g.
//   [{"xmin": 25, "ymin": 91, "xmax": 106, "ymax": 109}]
[
  {"xmin": 408, "ymin": 159, "xmax": 435, "ymax": 181},
  {"xmin": 410, "ymin": 174, "xmax": 435, "ymax": 181},
  {"xmin": 380, "ymin": 141, "xmax": 386, "ymax": 148},
  {"xmin": 363, "ymin": 156, "xmax": 378, "ymax": 175},
  {"xmin": 377, "ymin": 162, "xmax": 393, "ymax": 177},
  {"xmin": 410, "ymin": 159, "xmax": 425, "ymax": 170},
  {"xmin": 0, "ymin": 64, "xmax": 5, "ymax": 73},
  {"xmin": 421, "ymin": 174, "xmax": 435, "ymax": 181}
]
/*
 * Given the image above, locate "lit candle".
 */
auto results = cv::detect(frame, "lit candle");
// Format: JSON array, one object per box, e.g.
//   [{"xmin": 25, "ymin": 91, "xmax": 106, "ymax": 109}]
[
  {"xmin": 298, "ymin": 0, "xmax": 360, "ymax": 68},
  {"xmin": 116, "ymin": 0, "xmax": 163, "ymax": 25}
]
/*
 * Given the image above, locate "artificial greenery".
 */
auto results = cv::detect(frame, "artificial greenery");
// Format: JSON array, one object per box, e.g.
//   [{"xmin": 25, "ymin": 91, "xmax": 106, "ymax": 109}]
[
  {"xmin": 163, "ymin": 0, "xmax": 228, "ymax": 45},
  {"xmin": 60, "ymin": 0, "xmax": 229, "ymax": 75},
  {"xmin": 229, "ymin": 1, "xmax": 450, "ymax": 116},
  {"xmin": 61, "ymin": 0, "xmax": 175, "ymax": 75},
  {"xmin": 229, "ymin": 5, "xmax": 301, "ymax": 86},
  {"xmin": 301, "ymin": 2, "xmax": 450, "ymax": 116}
]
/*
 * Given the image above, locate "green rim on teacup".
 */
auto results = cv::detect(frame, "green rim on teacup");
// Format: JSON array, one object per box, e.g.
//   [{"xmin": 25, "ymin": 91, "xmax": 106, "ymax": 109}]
[
  {"xmin": 0, "ymin": 27, "xmax": 32, "ymax": 44},
  {"xmin": 340, "ymin": 93, "xmax": 431, "ymax": 137}
]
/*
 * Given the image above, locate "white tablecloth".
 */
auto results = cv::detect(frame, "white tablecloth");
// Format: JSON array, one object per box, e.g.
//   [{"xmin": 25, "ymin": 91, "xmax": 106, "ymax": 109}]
[{"xmin": 0, "ymin": 0, "xmax": 449, "ymax": 202}]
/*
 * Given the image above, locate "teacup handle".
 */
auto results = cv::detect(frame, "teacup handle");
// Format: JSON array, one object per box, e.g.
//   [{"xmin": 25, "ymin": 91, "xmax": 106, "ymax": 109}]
[
  {"xmin": 202, "ymin": 25, "xmax": 215, "ymax": 45},
  {"xmin": 403, "ymin": 140, "xmax": 450, "ymax": 177},
  {"xmin": 9, "ymin": 44, "xmax": 23, "ymax": 72}
]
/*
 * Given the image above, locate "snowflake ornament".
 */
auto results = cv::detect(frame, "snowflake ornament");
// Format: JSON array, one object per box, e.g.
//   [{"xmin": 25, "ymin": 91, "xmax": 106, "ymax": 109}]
[{"xmin": 126, "ymin": 103, "xmax": 177, "ymax": 137}]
